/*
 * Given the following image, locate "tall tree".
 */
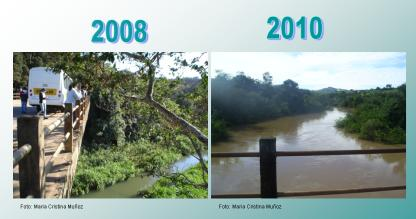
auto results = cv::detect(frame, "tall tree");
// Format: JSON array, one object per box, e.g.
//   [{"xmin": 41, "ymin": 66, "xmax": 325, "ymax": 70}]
[
  {"xmin": 46, "ymin": 52, "xmax": 208, "ymax": 174},
  {"xmin": 262, "ymin": 72, "xmax": 273, "ymax": 85}
]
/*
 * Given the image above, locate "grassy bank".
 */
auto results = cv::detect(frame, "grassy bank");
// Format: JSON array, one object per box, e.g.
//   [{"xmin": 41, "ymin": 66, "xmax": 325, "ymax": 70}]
[
  {"xmin": 72, "ymin": 140, "xmax": 181, "ymax": 196},
  {"xmin": 138, "ymin": 163, "xmax": 208, "ymax": 198}
]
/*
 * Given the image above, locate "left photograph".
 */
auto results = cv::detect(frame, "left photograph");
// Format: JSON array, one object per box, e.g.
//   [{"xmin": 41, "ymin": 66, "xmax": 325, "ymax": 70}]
[{"xmin": 13, "ymin": 52, "xmax": 208, "ymax": 199}]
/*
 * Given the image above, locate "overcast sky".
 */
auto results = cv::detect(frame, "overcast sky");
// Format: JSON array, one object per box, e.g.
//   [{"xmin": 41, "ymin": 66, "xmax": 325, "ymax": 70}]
[{"xmin": 211, "ymin": 52, "xmax": 406, "ymax": 90}]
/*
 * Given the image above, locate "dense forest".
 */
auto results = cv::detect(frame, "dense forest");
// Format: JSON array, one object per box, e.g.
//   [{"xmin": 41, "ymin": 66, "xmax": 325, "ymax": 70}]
[
  {"xmin": 212, "ymin": 72, "xmax": 406, "ymax": 144},
  {"xmin": 13, "ymin": 52, "xmax": 208, "ymax": 198},
  {"xmin": 212, "ymin": 72, "xmax": 330, "ymax": 142},
  {"xmin": 334, "ymin": 85, "xmax": 406, "ymax": 144}
]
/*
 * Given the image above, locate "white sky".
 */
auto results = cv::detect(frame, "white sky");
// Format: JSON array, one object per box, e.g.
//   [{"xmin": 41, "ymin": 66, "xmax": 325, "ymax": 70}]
[
  {"xmin": 115, "ymin": 52, "xmax": 207, "ymax": 78},
  {"xmin": 211, "ymin": 52, "xmax": 406, "ymax": 90}
]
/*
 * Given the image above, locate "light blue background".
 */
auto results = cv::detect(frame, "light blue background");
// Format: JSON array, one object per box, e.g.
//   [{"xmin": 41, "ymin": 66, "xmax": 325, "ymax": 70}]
[{"xmin": 0, "ymin": 0, "xmax": 414, "ymax": 218}]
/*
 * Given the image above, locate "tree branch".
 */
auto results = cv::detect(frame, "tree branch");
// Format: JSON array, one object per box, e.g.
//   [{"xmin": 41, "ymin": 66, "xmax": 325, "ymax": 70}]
[
  {"xmin": 123, "ymin": 52, "xmax": 208, "ymax": 145},
  {"xmin": 126, "ymin": 95, "xmax": 208, "ymax": 145},
  {"xmin": 146, "ymin": 65, "xmax": 155, "ymax": 99}
]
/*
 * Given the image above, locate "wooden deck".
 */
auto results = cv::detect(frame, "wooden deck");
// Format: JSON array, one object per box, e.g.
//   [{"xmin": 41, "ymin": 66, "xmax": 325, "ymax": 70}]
[{"xmin": 13, "ymin": 99, "xmax": 90, "ymax": 198}]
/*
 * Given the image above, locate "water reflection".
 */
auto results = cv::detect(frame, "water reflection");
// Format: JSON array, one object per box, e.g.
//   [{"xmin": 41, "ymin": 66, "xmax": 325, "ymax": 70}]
[{"xmin": 212, "ymin": 108, "xmax": 405, "ymax": 197}]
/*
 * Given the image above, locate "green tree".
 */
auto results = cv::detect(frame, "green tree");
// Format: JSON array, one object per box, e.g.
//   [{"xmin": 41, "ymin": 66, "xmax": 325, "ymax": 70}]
[
  {"xmin": 46, "ymin": 52, "xmax": 208, "ymax": 179},
  {"xmin": 211, "ymin": 73, "xmax": 328, "ymax": 142},
  {"xmin": 262, "ymin": 72, "xmax": 273, "ymax": 85}
]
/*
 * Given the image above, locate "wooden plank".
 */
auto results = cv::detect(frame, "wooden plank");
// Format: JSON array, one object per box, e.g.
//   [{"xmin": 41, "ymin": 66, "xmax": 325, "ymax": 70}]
[
  {"xmin": 43, "ymin": 142, "xmax": 65, "ymax": 175},
  {"xmin": 211, "ymin": 186, "xmax": 406, "ymax": 198},
  {"xmin": 79, "ymin": 98, "xmax": 84, "ymax": 121},
  {"xmin": 72, "ymin": 118, "xmax": 79, "ymax": 129},
  {"xmin": 277, "ymin": 185, "xmax": 406, "ymax": 197},
  {"xmin": 44, "ymin": 115, "xmax": 65, "ymax": 136},
  {"xmin": 44, "ymin": 98, "xmax": 90, "ymax": 198},
  {"xmin": 275, "ymin": 148, "xmax": 406, "ymax": 157},
  {"xmin": 211, "ymin": 152, "xmax": 260, "ymax": 157},
  {"xmin": 211, "ymin": 194, "xmax": 261, "ymax": 198},
  {"xmin": 72, "ymin": 105, "xmax": 80, "ymax": 112},
  {"xmin": 64, "ymin": 132, "xmax": 70, "ymax": 141},
  {"xmin": 211, "ymin": 148, "xmax": 405, "ymax": 158},
  {"xmin": 74, "ymin": 100, "xmax": 81, "ymax": 130},
  {"xmin": 13, "ymin": 144, "xmax": 32, "ymax": 167},
  {"xmin": 64, "ymin": 103, "xmax": 73, "ymax": 152},
  {"xmin": 63, "ymin": 98, "xmax": 90, "ymax": 197},
  {"xmin": 14, "ymin": 98, "xmax": 91, "ymax": 198}
]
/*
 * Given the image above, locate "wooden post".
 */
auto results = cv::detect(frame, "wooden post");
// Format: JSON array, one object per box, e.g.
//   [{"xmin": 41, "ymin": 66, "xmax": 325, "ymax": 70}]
[
  {"xmin": 74, "ymin": 100, "xmax": 81, "ymax": 130},
  {"xmin": 17, "ymin": 116, "xmax": 45, "ymax": 198},
  {"xmin": 64, "ymin": 103, "xmax": 73, "ymax": 152},
  {"xmin": 259, "ymin": 138, "xmax": 277, "ymax": 198},
  {"xmin": 79, "ymin": 98, "xmax": 84, "ymax": 121}
]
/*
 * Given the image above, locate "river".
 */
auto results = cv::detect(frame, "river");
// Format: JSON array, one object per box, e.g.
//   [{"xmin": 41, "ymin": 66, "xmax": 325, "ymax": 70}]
[
  {"xmin": 78, "ymin": 155, "xmax": 206, "ymax": 198},
  {"xmin": 211, "ymin": 108, "xmax": 405, "ymax": 198}
]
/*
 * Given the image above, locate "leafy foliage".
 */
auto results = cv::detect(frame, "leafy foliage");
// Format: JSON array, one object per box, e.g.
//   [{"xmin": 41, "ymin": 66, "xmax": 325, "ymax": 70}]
[
  {"xmin": 13, "ymin": 52, "xmax": 208, "ymax": 198},
  {"xmin": 212, "ymin": 72, "xmax": 406, "ymax": 145},
  {"xmin": 72, "ymin": 140, "xmax": 183, "ymax": 196},
  {"xmin": 211, "ymin": 72, "xmax": 329, "ymax": 142},
  {"xmin": 335, "ymin": 85, "xmax": 406, "ymax": 144},
  {"xmin": 139, "ymin": 163, "xmax": 208, "ymax": 198}
]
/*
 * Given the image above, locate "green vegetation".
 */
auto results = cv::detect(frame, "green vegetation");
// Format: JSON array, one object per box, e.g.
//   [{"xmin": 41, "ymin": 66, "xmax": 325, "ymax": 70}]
[
  {"xmin": 335, "ymin": 85, "xmax": 406, "ymax": 144},
  {"xmin": 72, "ymin": 140, "xmax": 182, "ymax": 196},
  {"xmin": 212, "ymin": 72, "xmax": 329, "ymax": 142},
  {"xmin": 139, "ymin": 163, "xmax": 208, "ymax": 198},
  {"xmin": 13, "ymin": 52, "xmax": 208, "ymax": 198},
  {"xmin": 212, "ymin": 72, "xmax": 406, "ymax": 145}
]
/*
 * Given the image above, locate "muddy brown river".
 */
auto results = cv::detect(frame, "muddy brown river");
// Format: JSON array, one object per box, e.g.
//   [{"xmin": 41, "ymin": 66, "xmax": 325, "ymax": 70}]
[{"xmin": 211, "ymin": 108, "xmax": 405, "ymax": 198}]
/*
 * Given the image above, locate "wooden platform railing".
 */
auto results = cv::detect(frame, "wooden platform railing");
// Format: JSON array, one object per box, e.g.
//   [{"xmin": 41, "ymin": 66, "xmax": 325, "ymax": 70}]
[
  {"xmin": 211, "ymin": 138, "xmax": 406, "ymax": 198},
  {"xmin": 13, "ymin": 92, "xmax": 20, "ymax": 99},
  {"xmin": 14, "ymin": 96, "xmax": 90, "ymax": 198}
]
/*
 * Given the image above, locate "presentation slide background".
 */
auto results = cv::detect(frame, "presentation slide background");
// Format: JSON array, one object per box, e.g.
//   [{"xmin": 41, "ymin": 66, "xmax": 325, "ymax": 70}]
[{"xmin": 0, "ymin": 0, "xmax": 414, "ymax": 218}]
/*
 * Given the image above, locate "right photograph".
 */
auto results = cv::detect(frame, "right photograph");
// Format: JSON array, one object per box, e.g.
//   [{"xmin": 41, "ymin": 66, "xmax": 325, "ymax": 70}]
[{"xmin": 211, "ymin": 52, "xmax": 406, "ymax": 198}]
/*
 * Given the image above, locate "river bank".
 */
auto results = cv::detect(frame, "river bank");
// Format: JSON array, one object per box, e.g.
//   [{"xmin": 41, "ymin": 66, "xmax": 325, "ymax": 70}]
[
  {"xmin": 139, "ymin": 163, "xmax": 208, "ymax": 198},
  {"xmin": 73, "ymin": 144, "xmax": 207, "ymax": 198}
]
